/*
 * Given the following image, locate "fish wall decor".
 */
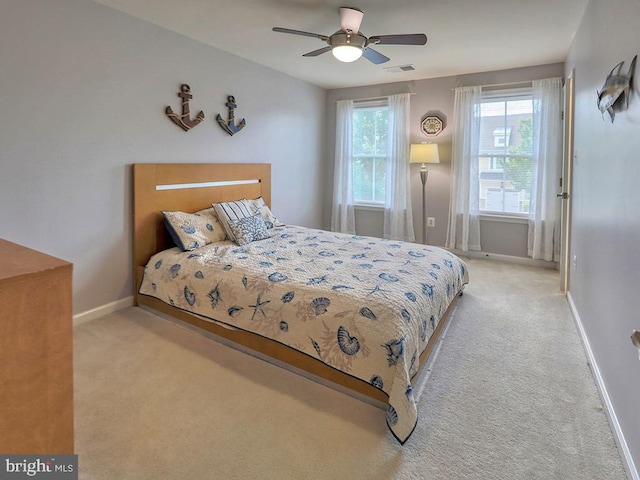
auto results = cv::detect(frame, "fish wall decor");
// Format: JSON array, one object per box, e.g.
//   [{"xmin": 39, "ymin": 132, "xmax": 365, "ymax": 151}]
[{"xmin": 597, "ymin": 55, "xmax": 637, "ymax": 123}]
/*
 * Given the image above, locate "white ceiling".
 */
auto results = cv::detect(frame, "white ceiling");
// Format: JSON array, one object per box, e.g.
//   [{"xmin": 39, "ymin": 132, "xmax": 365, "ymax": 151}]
[{"xmin": 92, "ymin": 0, "xmax": 588, "ymax": 90}]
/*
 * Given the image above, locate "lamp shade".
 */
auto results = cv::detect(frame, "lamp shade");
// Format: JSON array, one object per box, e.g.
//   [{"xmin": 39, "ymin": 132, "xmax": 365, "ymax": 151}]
[{"xmin": 410, "ymin": 143, "xmax": 440, "ymax": 164}]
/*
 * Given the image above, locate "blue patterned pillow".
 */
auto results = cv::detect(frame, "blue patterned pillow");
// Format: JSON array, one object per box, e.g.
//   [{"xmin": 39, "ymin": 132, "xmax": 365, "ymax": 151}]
[
  {"xmin": 227, "ymin": 214, "xmax": 272, "ymax": 246},
  {"xmin": 163, "ymin": 208, "xmax": 226, "ymax": 251}
]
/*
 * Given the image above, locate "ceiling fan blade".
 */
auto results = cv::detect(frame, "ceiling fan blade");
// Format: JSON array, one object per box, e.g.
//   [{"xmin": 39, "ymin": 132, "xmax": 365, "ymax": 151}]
[
  {"xmin": 368, "ymin": 34, "xmax": 427, "ymax": 46},
  {"xmin": 340, "ymin": 7, "xmax": 364, "ymax": 33},
  {"xmin": 303, "ymin": 46, "xmax": 332, "ymax": 57},
  {"xmin": 272, "ymin": 27, "xmax": 329, "ymax": 42},
  {"xmin": 363, "ymin": 47, "xmax": 390, "ymax": 65}
]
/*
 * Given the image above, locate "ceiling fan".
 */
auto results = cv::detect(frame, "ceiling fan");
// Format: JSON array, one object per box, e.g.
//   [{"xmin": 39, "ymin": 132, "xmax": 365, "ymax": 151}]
[{"xmin": 272, "ymin": 7, "xmax": 427, "ymax": 64}]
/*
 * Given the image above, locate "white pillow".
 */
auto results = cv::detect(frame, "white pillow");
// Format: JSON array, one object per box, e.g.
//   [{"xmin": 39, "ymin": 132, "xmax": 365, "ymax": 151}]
[
  {"xmin": 163, "ymin": 207, "xmax": 226, "ymax": 251},
  {"xmin": 212, "ymin": 199, "xmax": 253, "ymax": 242},
  {"xmin": 246, "ymin": 196, "xmax": 284, "ymax": 229}
]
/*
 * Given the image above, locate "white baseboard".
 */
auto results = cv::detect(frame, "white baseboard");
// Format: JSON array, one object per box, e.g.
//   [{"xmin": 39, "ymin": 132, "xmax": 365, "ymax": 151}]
[
  {"xmin": 567, "ymin": 292, "xmax": 639, "ymax": 480},
  {"xmin": 73, "ymin": 296, "xmax": 134, "ymax": 326},
  {"xmin": 450, "ymin": 249, "xmax": 558, "ymax": 269}
]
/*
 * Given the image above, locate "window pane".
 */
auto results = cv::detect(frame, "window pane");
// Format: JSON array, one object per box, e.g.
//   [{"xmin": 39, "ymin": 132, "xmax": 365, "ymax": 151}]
[
  {"xmin": 353, "ymin": 107, "xmax": 388, "ymax": 156},
  {"xmin": 374, "ymin": 157, "xmax": 386, "ymax": 203},
  {"xmin": 374, "ymin": 110, "xmax": 388, "ymax": 155},
  {"xmin": 353, "ymin": 157, "xmax": 374, "ymax": 202},
  {"xmin": 509, "ymin": 115, "xmax": 533, "ymax": 155}
]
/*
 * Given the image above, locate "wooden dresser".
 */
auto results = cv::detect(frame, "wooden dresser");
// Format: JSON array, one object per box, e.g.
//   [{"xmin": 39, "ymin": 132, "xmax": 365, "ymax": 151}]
[{"xmin": 0, "ymin": 239, "xmax": 74, "ymax": 454}]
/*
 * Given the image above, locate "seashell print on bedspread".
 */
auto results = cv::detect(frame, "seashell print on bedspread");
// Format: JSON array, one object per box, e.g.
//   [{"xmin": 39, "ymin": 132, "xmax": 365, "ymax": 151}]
[{"xmin": 139, "ymin": 225, "xmax": 469, "ymax": 444}]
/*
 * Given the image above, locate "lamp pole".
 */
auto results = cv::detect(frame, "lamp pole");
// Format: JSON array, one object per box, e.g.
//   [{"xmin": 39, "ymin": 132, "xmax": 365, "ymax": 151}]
[
  {"xmin": 421, "ymin": 165, "xmax": 428, "ymax": 244},
  {"xmin": 410, "ymin": 143, "xmax": 439, "ymax": 245}
]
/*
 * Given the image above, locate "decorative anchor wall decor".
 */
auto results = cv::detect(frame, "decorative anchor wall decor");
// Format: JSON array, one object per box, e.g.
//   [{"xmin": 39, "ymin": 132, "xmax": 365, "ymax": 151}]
[
  {"xmin": 165, "ymin": 84, "xmax": 205, "ymax": 131},
  {"xmin": 597, "ymin": 54, "xmax": 637, "ymax": 123},
  {"xmin": 216, "ymin": 95, "xmax": 246, "ymax": 136}
]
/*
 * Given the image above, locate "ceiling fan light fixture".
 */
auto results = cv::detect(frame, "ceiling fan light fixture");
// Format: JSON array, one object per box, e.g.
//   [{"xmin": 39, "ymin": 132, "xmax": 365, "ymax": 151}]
[
  {"xmin": 332, "ymin": 44, "xmax": 363, "ymax": 62},
  {"xmin": 272, "ymin": 7, "xmax": 427, "ymax": 65},
  {"xmin": 329, "ymin": 31, "xmax": 366, "ymax": 62}
]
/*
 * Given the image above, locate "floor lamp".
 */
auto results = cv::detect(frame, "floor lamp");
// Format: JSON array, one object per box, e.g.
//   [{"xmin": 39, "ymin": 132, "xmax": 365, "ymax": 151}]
[{"xmin": 410, "ymin": 143, "xmax": 440, "ymax": 244}]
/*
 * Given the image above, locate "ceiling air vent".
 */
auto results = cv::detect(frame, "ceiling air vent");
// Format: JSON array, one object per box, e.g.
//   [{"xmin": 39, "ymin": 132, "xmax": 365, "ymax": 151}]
[{"xmin": 383, "ymin": 64, "xmax": 416, "ymax": 73}]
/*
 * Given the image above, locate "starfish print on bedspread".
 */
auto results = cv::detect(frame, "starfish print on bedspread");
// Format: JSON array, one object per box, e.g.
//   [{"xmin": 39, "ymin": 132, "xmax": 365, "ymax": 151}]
[
  {"xmin": 367, "ymin": 285, "xmax": 390, "ymax": 298},
  {"xmin": 249, "ymin": 295, "xmax": 270, "ymax": 321}
]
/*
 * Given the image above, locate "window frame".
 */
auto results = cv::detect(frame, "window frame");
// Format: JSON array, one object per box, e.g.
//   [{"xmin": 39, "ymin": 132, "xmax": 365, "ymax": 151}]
[
  {"xmin": 351, "ymin": 99, "xmax": 389, "ymax": 208},
  {"xmin": 478, "ymin": 88, "xmax": 533, "ymax": 218}
]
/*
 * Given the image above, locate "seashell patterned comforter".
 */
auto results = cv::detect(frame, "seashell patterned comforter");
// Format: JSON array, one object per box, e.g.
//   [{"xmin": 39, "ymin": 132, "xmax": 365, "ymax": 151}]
[{"xmin": 139, "ymin": 225, "xmax": 469, "ymax": 444}]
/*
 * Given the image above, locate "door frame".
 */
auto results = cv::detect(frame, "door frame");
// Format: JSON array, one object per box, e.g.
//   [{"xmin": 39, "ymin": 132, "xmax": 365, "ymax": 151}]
[{"xmin": 559, "ymin": 70, "xmax": 575, "ymax": 293}]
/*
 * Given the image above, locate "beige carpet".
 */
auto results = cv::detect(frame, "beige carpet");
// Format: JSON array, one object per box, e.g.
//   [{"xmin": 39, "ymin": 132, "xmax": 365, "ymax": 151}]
[{"xmin": 74, "ymin": 258, "xmax": 627, "ymax": 479}]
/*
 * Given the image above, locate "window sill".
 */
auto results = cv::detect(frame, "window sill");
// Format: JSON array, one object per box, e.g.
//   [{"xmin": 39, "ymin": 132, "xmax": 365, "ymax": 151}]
[
  {"xmin": 479, "ymin": 214, "xmax": 528, "ymax": 224},
  {"xmin": 354, "ymin": 203, "xmax": 385, "ymax": 212}
]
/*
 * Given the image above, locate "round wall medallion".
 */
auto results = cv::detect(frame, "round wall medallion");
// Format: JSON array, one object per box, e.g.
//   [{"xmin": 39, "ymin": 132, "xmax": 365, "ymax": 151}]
[{"xmin": 421, "ymin": 115, "xmax": 444, "ymax": 137}]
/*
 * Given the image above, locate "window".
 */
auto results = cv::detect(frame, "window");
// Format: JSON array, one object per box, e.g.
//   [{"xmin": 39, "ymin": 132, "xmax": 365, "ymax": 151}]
[
  {"xmin": 352, "ymin": 101, "xmax": 388, "ymax": 205},
  {"xmin": 479, "ymin": 92, "xmax": 533, "ymax": 215}
]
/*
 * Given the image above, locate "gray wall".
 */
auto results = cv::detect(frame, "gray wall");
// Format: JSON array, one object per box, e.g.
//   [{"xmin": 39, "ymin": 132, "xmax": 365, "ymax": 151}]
[
  {"xmin": 325, "ymin": 63, "xmax": 564, "ymax": 256},
  {"xmin": 0, "ymin": 0, "xmax": 326, "ymax": 314},
  {"xmin": 565, "ymin": 0, "xmax": 640, "ymax": 472}
]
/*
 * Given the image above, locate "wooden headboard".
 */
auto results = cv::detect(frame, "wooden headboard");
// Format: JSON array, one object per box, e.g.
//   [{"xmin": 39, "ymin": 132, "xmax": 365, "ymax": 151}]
[{"xmin": 132, "ymin": 163, "xmax": 271, "ymax": 295}]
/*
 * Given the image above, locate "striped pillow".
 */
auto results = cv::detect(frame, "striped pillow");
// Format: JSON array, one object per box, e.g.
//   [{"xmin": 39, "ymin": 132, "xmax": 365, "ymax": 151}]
[{"xmin": 212, "ymin": 199, "xmax": 253, "ymax": 242}]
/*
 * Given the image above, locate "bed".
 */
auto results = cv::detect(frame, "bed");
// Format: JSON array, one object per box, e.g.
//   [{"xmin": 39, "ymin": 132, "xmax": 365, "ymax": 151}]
[{"xmin": 133, "ymin": 163, "xmax": 469, "ymax": 444}]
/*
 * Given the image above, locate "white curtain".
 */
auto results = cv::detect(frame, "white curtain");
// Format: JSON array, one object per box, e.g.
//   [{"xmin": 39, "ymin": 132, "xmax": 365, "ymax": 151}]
[
  {"xmin": 384, "ymin": 94, "xmax": 415, "ymax": 242},
  {"xmin": 446, "ymin": 86, "xmax": 482, "ymax": 251},
  {"xmin": 528, "ymin": 78, "xmax": 562, "ymax": 261},
  {"xmin": 331, "ymin": 99, "xmax": 356, "ymax": 234}
]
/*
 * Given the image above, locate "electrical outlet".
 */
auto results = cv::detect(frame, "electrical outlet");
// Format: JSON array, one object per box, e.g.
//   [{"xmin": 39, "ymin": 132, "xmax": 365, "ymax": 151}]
[
  {"xmin": 572, "ymin": 254, "xmax": 577, "ymax": 271},
  {"xmin": 427, "ymin": 217, "xmax": 435, "ymax": 227}
]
